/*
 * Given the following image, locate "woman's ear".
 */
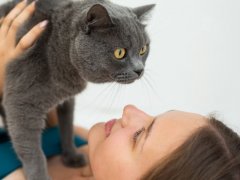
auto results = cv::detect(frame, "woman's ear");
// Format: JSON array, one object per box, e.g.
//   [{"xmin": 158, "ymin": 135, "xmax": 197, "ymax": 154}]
[
  {"xmin": 85, "ymin": 4, "xmax": 114, "ymax": 34},
  {"xmin": 133, "ymin": 4, "xmax": 156, "ymax": 22}
]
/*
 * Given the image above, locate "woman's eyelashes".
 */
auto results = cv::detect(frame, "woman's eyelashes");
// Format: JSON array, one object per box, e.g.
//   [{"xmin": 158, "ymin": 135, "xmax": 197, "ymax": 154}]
[{"xmin": 133, "ymin": 127, "xmax": 146, "ymax": 145}]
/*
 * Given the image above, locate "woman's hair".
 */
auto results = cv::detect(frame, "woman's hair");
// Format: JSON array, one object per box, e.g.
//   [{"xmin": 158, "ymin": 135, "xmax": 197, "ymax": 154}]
[{"xmin": 142, "ymin": 116, "xmax": 240, "ymax": 180}]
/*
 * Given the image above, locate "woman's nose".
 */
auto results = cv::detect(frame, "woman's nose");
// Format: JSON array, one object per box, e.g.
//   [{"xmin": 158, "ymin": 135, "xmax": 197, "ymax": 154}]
[{"xmin": 121, "ymin": 105, "xmax": 152, "ymax": 127}]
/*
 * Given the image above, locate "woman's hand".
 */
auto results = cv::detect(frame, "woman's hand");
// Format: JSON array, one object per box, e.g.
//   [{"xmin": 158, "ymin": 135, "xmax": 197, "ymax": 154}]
[
  {"xmin": 0, "ymin": 0, "xmax": 48, "ymax": 95},
  {"xmin": 0, "ymin": 0, "xmax": 48, "ymax": 63}
]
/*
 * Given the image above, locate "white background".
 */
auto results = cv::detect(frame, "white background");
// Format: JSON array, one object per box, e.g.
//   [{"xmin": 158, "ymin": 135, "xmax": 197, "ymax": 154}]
[
  {"xmin": 74, "ymin": 0, "xmax": 240, "ymax": 132},
  {"xmin": 1, "ymin": 0, "xmax": 240, "ymax": 132}
]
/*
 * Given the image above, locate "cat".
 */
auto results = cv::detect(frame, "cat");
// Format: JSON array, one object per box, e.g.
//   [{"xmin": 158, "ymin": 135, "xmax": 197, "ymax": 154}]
[{"xmin": 0, "ymin": 0, "xmax": 155, "ymax": 179}]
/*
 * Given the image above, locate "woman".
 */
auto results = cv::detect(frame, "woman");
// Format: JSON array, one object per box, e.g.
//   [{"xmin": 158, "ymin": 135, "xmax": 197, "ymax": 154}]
[
  {"xmin": 1, "ymin": 2, "xmax": 240, "ymax": 180},
  {"xmin": 88, "ymin": 108, "xmax": 240, "ymax": 179},
  {"xmin": 4, "ymin": 106, "xmax": 240, "ymax": 179}
]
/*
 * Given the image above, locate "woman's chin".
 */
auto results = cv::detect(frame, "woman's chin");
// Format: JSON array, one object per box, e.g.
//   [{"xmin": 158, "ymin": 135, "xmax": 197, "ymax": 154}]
[
  {"xmin": 89, "ymin": 122, "xmax": 105, "ymax": 140},
  {"xmin": 88, "ymin": 122, "xmax": 105, "ymax": 160}
]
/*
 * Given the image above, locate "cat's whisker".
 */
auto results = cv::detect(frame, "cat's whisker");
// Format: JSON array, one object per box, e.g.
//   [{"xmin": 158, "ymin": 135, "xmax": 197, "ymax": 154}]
[
  {"xmin": 97, "ymin": 83, "xmax": 116, "ymax": 111},
  {"xmin": 106, "ymin": 82, "xmax": 120, "ymax": 114},
  {"xmin": 143, "ymin": 72, "xmax": 160, "ymax": 101},
  {"xmin": 121, "ymin": 84, "xmax": 127, "ymax": 106},
  {"xmin": 114, "ymin": 83, "xmax": 122, "ymax": 108},
  {"xmin": 143, "ymin": 72, "xmax": 170, "ymax": 108},
  {"xmin": 103, "ymin": 83, "xmax": 115, "ymax": 113},
  {"xmin": 78, "ymin": 83, "xmax": 113, "ymax": 110},
  {"xmin": 118, "ymin": 83, "xmax": 126, "ymax": 107},
  {"xmin": 84, "ymin": 83, "xmax": 117, "ymax": 121},
  {"xmin": 105, "ymin": 84, "xmax": 115, "ymax": 113},
  {"xmin": 141, "ymin": 76, "xmax": 152, "ymax": 108},
  {"xmin": 87, "ymin": 83, "xmax": 118, "ymax": 119}
]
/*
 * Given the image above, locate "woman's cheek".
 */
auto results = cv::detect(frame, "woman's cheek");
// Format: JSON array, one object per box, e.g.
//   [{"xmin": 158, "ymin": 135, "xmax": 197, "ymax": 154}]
[
  {"xmin": 91, "ymin": 130, "xmax": 139, "ymax": 179},
  {"xmin": 100, "ymin": 134, "xmax": 136, "ymax": 171},
  {"xmin": 102, "ymin": 130, "xmax": 133, "ymax": 157}
]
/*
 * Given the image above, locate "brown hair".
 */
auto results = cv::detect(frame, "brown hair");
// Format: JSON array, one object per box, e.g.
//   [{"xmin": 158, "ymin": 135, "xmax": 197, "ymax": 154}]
[{"xmin": 141, "ymin": 116, "xmax": 240, "ymax": 180}]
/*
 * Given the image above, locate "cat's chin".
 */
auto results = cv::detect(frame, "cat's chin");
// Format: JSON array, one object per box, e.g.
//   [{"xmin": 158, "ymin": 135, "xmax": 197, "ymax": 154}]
[{"xmin": 115, "ymin": 79, "xmax": 137, "ymax": 84}]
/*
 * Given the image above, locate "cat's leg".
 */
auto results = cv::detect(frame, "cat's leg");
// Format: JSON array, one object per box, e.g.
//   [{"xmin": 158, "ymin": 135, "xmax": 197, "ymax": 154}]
[
  {"xmin": 0, "ymin": 105, "xmax": 7, "ymax": 128},
  {"xmin": 0, "ymin": 97, "xmax": 7, "ymax": 128},
  {"xmin": 57, "ymin": 97, "xmax": 87, "ymax": 167},
  {"xmin": 3, "ymin": 99, "xmax": 50, "ymax": 180}
]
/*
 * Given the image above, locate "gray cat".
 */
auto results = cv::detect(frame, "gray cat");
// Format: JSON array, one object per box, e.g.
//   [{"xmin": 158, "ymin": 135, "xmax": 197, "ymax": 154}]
[{"xmin": 0, "ymin": 0, "xmax": 155, "ymax": 179}]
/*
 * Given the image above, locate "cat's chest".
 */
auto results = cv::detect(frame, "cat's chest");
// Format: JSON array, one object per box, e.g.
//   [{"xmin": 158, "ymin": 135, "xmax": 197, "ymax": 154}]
[{"xmin": 53, "ymin": 79, "xmax": 87, "ymax": 98}]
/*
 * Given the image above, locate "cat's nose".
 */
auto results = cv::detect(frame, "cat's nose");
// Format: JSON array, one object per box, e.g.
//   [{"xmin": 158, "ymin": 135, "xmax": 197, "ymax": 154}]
[{"xmin": 134, "ymin": 69, "xmax": 144, "ymax": 77}]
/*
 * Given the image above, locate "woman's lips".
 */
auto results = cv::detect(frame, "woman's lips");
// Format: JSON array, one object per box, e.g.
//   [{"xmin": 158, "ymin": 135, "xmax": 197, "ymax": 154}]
[{"xmin": 105, "ymin": 119, "xmax": 116, "ymax": 137}]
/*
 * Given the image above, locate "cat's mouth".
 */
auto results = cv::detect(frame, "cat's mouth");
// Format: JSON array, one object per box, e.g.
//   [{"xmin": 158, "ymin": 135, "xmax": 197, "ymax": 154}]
[
  {"xmin": 111, "ymin": 72, "xmax": 143, "ymax": 84},
  {"xmin": 116, "ymin": 79, "xmax": 136, "ymax": 84}
]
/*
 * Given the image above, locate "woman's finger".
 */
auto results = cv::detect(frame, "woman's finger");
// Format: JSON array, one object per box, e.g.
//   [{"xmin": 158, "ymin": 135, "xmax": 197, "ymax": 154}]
[
  {"xmin": 7, "ymin": 1, "xmax": 36, "ymax": 43},
  {"xmin": 0, "ymin": 1, "xmax": 27, "ymax": 36},
  {"xmin": 15, "ymin": 20, "xmax": 48, "ymax": 56}
]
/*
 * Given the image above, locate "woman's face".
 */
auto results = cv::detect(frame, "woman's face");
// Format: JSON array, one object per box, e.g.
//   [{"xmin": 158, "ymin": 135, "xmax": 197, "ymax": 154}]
[{"xmin": 88, "ymin": 105, "xmax": 207, "ymax": 180}]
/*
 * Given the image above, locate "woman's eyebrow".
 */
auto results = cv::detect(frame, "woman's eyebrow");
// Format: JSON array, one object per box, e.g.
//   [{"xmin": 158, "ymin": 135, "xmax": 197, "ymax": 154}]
[
  {"xmin": 140, "ymin": 117, "xmax": 157, "ymax": 152},
  {"xmin": 146, "ymin": 117, "xmax": 156, "ymax": 139}
]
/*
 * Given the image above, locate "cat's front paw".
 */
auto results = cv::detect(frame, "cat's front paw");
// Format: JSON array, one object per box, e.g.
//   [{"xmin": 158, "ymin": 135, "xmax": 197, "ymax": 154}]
[{"xmin": 62, "ymin": 152, "xmax": 87, "ymax": 167}]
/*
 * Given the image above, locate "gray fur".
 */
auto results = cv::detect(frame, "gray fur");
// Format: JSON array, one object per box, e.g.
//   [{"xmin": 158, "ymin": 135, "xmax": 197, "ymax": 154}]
[{"xmin": 0, "ymin": 0, "xmax": 155, "ymax": 179}]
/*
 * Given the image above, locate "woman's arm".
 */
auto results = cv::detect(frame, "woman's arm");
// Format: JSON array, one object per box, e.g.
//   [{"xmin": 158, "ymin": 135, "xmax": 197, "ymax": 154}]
[
  {"xmin": 74, "ymin": 126, "xmax": 89, "ymax": 140},
  {"xmin": 0, "ymin": 1, "xmax": 48, "ymax": 95}
]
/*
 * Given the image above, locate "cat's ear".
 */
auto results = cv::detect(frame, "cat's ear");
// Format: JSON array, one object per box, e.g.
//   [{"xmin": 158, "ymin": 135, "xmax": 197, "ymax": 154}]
[
  {"xmin": 133, "ymin": 4, "xmax": 156, "ymax": 23},
  {"xmin": 85, "ymin": 4, "xmax": 114, "ymax": 34}
]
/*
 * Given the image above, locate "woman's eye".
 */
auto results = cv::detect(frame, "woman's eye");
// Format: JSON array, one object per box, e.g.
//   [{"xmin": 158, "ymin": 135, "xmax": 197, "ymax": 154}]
[
  {"xmin": 133, "ymin": 127, "xmax": 145, "ymax": 144},
  {"xmin": 139, "ymin": 45, "xmax": 148, "ymax": 56},
  {"xmin": 114, "ymin": 48, "xmax": 127, "ymax": 60}
]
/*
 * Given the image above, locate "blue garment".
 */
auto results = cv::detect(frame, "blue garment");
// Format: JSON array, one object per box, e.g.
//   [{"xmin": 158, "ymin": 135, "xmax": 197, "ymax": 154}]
[{"xmin": 0, "ymin": 127, "xmax": 87, "ymax": 179}]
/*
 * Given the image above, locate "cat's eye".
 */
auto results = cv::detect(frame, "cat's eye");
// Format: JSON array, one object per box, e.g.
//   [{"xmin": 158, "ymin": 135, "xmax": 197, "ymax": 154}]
[
  {"xmin": 139, "ymin": 45, "xmax": 148, "ymax": 56},
  {"xmin": 114, "ymin": 48, "xmax": 126, "ymax": 60}
]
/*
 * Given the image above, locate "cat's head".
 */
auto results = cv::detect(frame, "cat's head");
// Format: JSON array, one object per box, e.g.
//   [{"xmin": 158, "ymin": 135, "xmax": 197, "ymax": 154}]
[{"xmin": 70, "ymin": 2, "xmax": 155, "ymax": 84}]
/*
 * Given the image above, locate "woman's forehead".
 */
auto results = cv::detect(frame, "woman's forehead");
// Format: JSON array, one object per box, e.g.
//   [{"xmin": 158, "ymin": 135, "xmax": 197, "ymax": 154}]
[
  {"xmin": 157, "ymin": 110, "xmax": 207, "ymax": 124},
  {"xmin": 138, "ymin": 111, "xmax": 207, "ymax": 165}
]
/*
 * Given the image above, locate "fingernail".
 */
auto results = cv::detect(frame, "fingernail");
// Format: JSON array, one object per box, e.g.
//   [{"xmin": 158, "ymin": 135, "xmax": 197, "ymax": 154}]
[{"xmin": 39, "ymin": 20, "xmax": 48, "ymax": 28}]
